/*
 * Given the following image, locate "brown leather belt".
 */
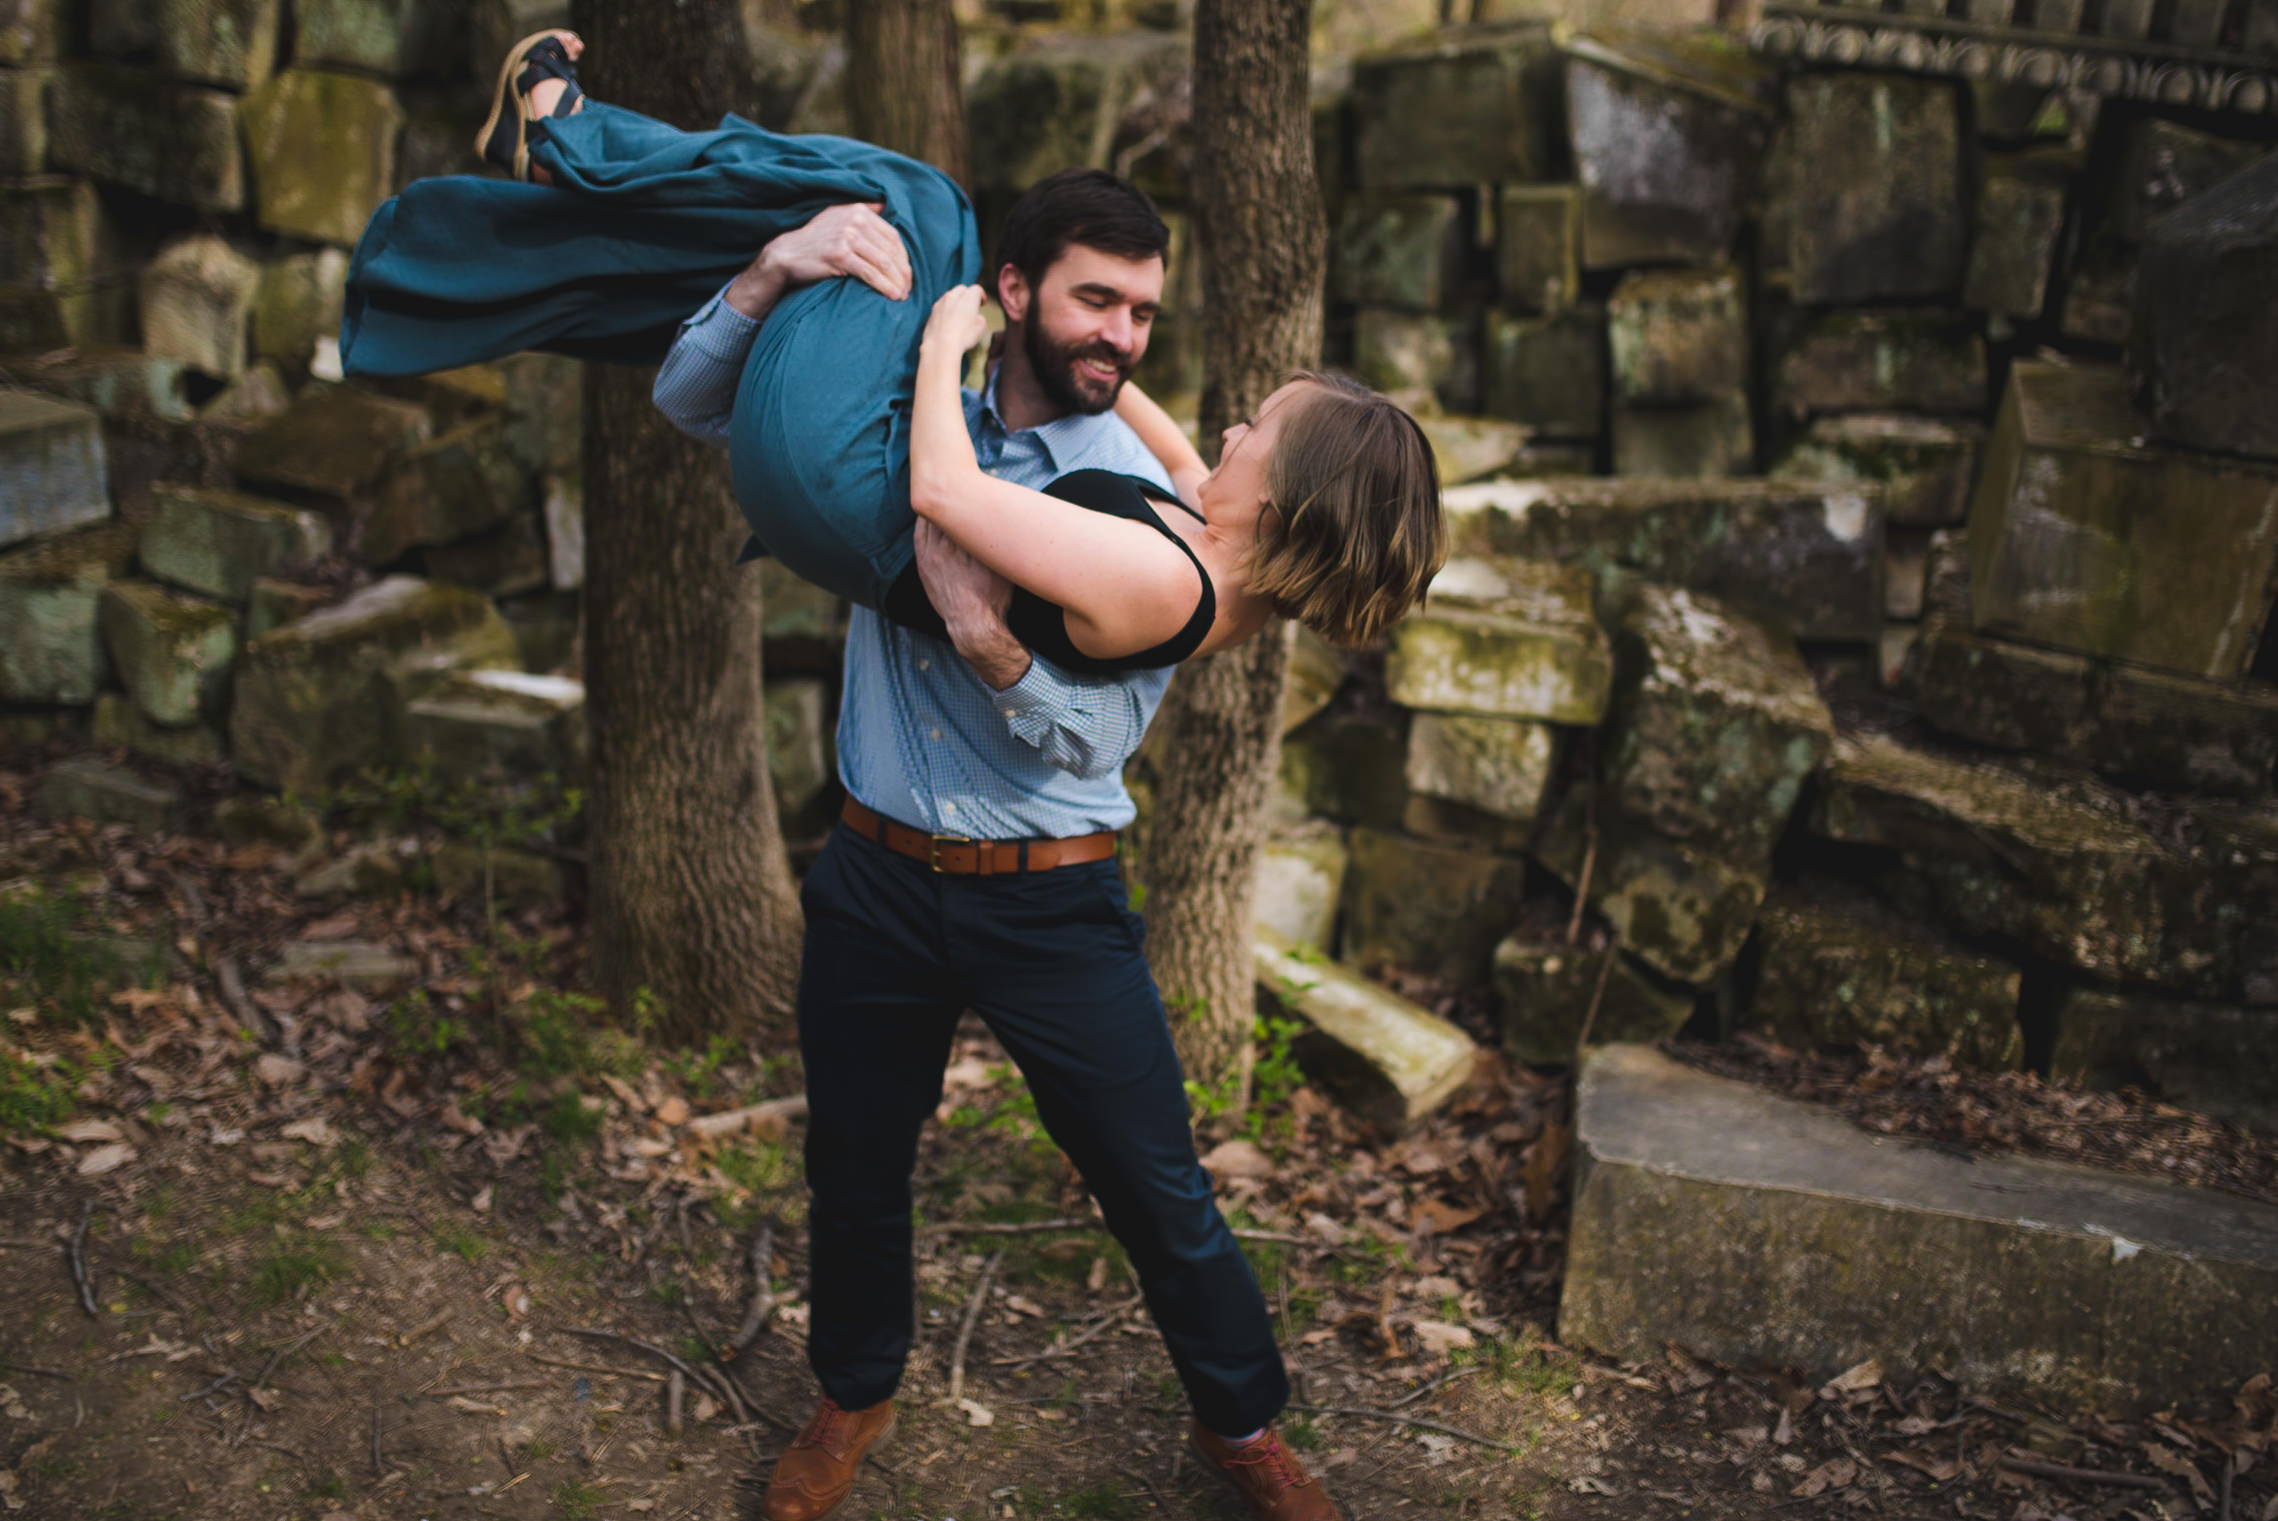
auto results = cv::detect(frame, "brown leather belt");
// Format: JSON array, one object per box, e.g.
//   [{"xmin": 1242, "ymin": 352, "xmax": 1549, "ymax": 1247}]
[{"xmin": 840, "ymin": 797, "xmax": 1118, "ymax": 876}]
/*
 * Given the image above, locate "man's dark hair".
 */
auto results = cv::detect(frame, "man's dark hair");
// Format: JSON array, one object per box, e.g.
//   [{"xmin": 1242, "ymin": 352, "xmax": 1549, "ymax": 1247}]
[{"xmin": 990, "ymin": 168, "xmax": 1171, "ymax": 303}]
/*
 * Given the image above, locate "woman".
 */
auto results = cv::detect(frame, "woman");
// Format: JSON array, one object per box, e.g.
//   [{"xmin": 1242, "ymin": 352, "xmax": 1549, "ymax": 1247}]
[{"xmin": 346, "ymin": 32, "xmax": 1445, "ymax": 666}]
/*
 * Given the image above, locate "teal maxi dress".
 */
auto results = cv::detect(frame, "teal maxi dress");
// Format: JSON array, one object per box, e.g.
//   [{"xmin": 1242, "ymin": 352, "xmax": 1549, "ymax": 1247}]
[{"xmin": 341, "ymin": 103, "xmax": 979, "ymax": 611}]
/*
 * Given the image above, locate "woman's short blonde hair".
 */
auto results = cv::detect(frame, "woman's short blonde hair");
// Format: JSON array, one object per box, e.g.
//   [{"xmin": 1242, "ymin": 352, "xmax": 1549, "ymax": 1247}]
[{"xmin": 1242, "ymin": 372, "xmax": 1446, "ymax": 647}]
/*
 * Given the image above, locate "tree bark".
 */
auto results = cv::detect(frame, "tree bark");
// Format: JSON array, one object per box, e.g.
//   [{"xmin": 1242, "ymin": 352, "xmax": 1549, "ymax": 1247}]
[
  {"xmin": 1139, "ymin": 0, "xmax": 1325, "ymax": 1102},
  {"xmin": 844, "ymin": 0, "xmax": 969, "ymax": 187},
  {"xmin": 569, "ymin": 1, "xmax": 804, "ymax": 1045}
]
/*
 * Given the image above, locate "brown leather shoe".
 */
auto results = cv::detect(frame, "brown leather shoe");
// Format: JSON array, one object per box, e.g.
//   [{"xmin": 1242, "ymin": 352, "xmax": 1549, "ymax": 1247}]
[
  {"xmin": 1191, "ymin": 1421, "xmax": 1344, "ymax": 1520},
  {"xmin": 762, "ymin": 1396, "xmax": 895, "ymax": 1521}
]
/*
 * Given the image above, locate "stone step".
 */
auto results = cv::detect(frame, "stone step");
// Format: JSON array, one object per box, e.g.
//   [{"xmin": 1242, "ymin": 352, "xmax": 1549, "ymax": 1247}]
[
  {"xmin": 1254, "ymin": 930, "xmax": 1477, "ymax": 1128},
  {"xmin": 1385, "ymin": 555, "xmax": 1611, "ymax": 724},
  {"xmin": 1561, "ymin": 1043, "xmax": 2278, "ymax": 1414},
  {"xmin": 0, "ymin": 388, "xmax": 108, "ymax": 550},
  {"xmin": 1441, "ymin": 475, "xmax": 1883, "ymax": 641},
  {"xmin": 1772, "ymin": 413, "xmax": 1981, "ymax": 528},
  {"xmin": 141, "ymin": 484, "xmax": 330, "ymax": 606},
  {"xmin": 0, "ymin": 521, "xmax": 134, "ymax": 704},
  {"xmin": 35, "ymin": 754, "xmax": 183, "ymax": 833}
]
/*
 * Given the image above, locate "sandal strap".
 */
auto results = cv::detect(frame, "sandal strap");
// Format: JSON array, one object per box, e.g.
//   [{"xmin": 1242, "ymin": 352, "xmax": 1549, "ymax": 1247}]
[{"xmin": 515, "ymin": 38, "xmax": 585, "ymax": 118}]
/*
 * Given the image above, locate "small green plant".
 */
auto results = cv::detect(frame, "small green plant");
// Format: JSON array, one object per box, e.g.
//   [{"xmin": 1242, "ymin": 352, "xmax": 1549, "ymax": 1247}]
[
  {"xmin": 432, "ymin": 1222, "xmax": 489, "ymax": 1263},
  {"xmin": 0, "ymin": 1049, "xmax": 86, "ymax": 1136},
  {"xmin": 1281, "ymin": 1414, "xmax": 1323, "ymax": 1451},
  {"xmin": 550, "ymin": 1477, "xmax": 602, "ymax": 1520},
  {"xmin": 1184, "ymin": 1011, "xmax": 1309, "ymax": 1143},
  {"xmin": 542, "ymin": 1090, "xmax": 605, "ymax": 1146},
  {"xmin": 1059, "ymin": 1480, "xmax": 1140, "ymax": 1518},
  {"xmin": 249, "ymin": 1237, "xmax": 346, "ymax": 1305},
  {"xmin": 384, "ymin": 990, "xmax": 468, "ymax": 1061},
  {"xmin": 665, "ymin": 1031, "xmax": 739, "ymax": 1099}
]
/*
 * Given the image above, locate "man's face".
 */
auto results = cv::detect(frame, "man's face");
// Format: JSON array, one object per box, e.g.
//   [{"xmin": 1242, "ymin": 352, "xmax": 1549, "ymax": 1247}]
[{"xmin": 1000, "ymin": 244, "xmax": 1165, "ymax": 415}]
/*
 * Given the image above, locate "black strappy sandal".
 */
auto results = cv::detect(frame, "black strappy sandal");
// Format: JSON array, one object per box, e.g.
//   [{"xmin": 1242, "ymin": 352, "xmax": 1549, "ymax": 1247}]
[{"xmin": 474, "ymin": 29, "xmax": 585, "ymax": 182}]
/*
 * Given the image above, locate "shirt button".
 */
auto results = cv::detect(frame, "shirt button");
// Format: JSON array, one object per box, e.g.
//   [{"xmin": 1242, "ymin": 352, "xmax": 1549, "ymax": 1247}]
[
  {"xmin": 942, "ymin": 801, "xmax": 957, "ymax": 815},
  {"xmin": 928, "ymin": 727, "xmax": 942, "ymax": 740},
  {"xmin": 917, "ymin": 657, "xmax": 930, "ymax": 671},
  {"xmin": 1000, "ymin": 709, "xmax": 1015, "ymax": 719}
]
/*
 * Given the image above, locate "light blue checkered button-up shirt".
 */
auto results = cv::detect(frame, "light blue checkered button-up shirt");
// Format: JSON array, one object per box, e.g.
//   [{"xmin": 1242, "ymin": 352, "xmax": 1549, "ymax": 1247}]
[{"xmin": 652, "ymin": 289, "xmax": 1176, "ymax": 839}]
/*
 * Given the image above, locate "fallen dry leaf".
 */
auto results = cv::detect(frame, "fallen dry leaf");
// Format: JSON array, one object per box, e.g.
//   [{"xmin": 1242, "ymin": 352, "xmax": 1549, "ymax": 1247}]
[
  {"xmin": 958, "ymin": 1398, "xmax": 994, "ymax": 1428},
  {"xmin": 1791, "ymin": 1457, "xmax": 1857, "ymax": 1497},
  {"xmin": 280, "ymin": 1116, "xmax": 338, "ymax": 1147},
  {"xmin": 75, "ymin": 1142, "xmax": 135, "ymax": 1175},
  {"xmin": 1410, "ymin": 1198, "xmax": 1485, "ymax": 1236},
  {"xmin": 1411, "ymin": 1322, "xmax": 1475, "ymax": 1355},
  {"xmin": 54, "ymin": 1119, "xmax": 123, "ymax": 1143},
  {"xmin": 1822, "ymin": 1358, "xmax": 1883, "ymax": 1397},
  {"xmin": 1885, "ymin": 1448, "xmax": 1961, "ymax": 1482},
  {"xmin": 255, "ymin": 1053, "xmax": 306, "ymax": 1086},
  {"xmin": 654, "ymin": 1095, "xmax": 691, "ymax": 1127},
  {"xmin": 1200, "ymin": 1139, "xmax": 1273, "ymax": 1179}
]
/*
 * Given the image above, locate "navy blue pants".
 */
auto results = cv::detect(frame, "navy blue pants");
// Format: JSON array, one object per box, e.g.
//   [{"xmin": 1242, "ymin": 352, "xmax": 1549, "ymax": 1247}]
[{"xmin": 796, "ymin": 822, "xmax": 1290, "ymax": 1437}]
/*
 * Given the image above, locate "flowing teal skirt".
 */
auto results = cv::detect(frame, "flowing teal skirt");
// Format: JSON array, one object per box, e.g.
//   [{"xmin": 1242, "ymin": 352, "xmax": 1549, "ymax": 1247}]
[{"xmin": 340, "ymin": 103, "xmax": 979, "ymax": 608}]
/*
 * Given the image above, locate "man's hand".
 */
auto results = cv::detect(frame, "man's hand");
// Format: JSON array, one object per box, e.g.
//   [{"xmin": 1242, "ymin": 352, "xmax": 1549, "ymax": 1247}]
[
  {"xmin": 914, "ymin": 519, "xmax": 1030, "ymax": 691},
  {"xmin": 724, "ymin": 202, "xmax": 913, "ymax": 319}
]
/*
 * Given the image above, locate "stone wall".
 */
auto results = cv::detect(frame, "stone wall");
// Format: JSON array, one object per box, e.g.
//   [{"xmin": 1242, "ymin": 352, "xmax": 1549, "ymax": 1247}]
[{"xmin": 3, "ymin": 0, "xmax": 2276, "ymax": 1128}]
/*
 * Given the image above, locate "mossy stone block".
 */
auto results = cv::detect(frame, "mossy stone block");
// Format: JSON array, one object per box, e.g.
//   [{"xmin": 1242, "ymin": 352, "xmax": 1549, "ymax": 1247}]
[
  {"xmin": 756, "ymin": 557, "xmax": 845, "ymax": 675},
  {"xmin": 1386, "ymin": 556, "xmax": 1611, "ymax": 724},
  {"xmin": 1602, "ymin": 584, "xmax": 1832, "ymax": 860},
  {"xmin": 397, "ymin": 666, "xmax": 585, "ymax": 785},
  {"xmin": 0, "ymin": 65, "xmax": 48, "ymax": 175},
  {"xmin": 2132, "ymin": 153, "xmax": 2278, "ymax": 463},
  {"xmin": 293, "ymin": 0, "xmax": 454, "ymax": 77},
  {"xmin": 1332, "ymin": 192, "xmax": 1467, "ymax": 311},
  {"xmin": 230, "ymin": 574, "xmax": 518, "ymax": 791},
  {"xmin": 140, "ymin": 484, "xmax": 329, "ymax": 605},
  {"xmin": 90, "ymin": 0, "xmax": 280, "ymax": 87},
  {"xmin": 1535, "ymin": 787, "xmax": 1768, "ymax": 986},
  {"xmin": 962, "ymin": 31, "xmax": 1187, "ymax": 196},
  {"xmin": 1563, "ymin": 34, "xmax": 1771, "ymax": 271},
  {"xmin": 2112, "ymin": 117, "xmax": 2268, "ymax": 244},
  {"xmin": 240, "ymin": 68, "xmax": 402, "ymax": 245},
  {"xmin": 1773, "ymin": 414, "xmax": 1980, "ymax": 528},
  {"xmin": 50, "ymin": 63, "xmax": 243, "ymax": 211},
  {"xmin": 244, "ymin": 577, "xmax": 330, "ymax": 638},
  {"xmin": 431, "ymin": 841, "xmax": 567, "ymax": 911},
  {"xmin": 98, "ymin": 579, "xmax": 236, "ymax": 726},
  {"xmin": 252, "ymin": 248, "xmax": 350, "ymax": 374},
  {"xmin": 0, "ymin": 520, "xmax": 132, "ymax": 702},
  {"xmin": 1415, "ymin": 412, "xmax": 1534, "ymax": 486},
  {"xmin": 1279, "ymin": 709, "xmax": 1410, "ymax": 831},
  {"xmin": 764, "ymin": 675, "xmax": 832, "ymax": 834},
  {"xmin": 92, "ymin": 692, "xmax": 225, "ymax": 767},
  {"xmin": 1405, "ymin": 712, "xmax": 1553, "ymax": 826},
  {"xmin": 1749, "ymin": 892, "xmax": 2021, "ymax": 1067},
  {"xmin": 1496, "ymin": 183, "xmax": 1578, "ymax": 315},
  {"xmin": 139, "ymin": 235, "xmax": 261, "ymax": 381},
  {"xmin": 1482, "ymin": 303, "xmax": 1605, "ymax": 440},
  {"xmin": 1610, "ymin": 393, "xmax": 1752, "ymax": 480},
  {"xmin": 423, "ymin": 509, "xmax": 549, "ymax": 599},
  {"xmin": 1352, "ymin": 27, "xmax": 1560, "ymax": 190},
  {"xmin": 1282, "ymin": 626, "xmax": 1345, "ymax": 738},
  {"xmin": 1442, "ymin": 475, "xmax": 1884, "ymax": 641},
  {"xmin": 1354, "ymin": 308, "xmax": 1478, "ymax": 414},
  {"xmin": 232, "ymin": 386, "xmax": 429, "ymax": 503},
  {"xmin": 1608, "ymin": 265, "xmax": 1746, "ymax": 405},
  {"xmin": 1340, "ymin": 826, "xmax": 1529, "ymax": 987},
  {"xmin": 1964, "ymin": 153, "xmax": 2069, "ymax": 322},
  {"xmin": 1813, "ymin": 733, "xmax": 2253, "ymax": 996},
  {"xmin": 1785, "ymin": 73, "xmax": 1966, "ymax": 304},
  {"xmin": 1494, "ymin": 936, "xmax": 1692, "ymax": 1067},
  {"xmin": 2052, "ymin": 988, "xmax": 2278, "ymax": 1133},
  {"xmin": 0, "ymin": 0, "xmax": 63, "ymax": 64},
  {"xmin": 1255, "ymin": 931, "xmax": 1478, "ymax": 1128},
  {"xmin": 1969, "ymin": 361, "xmax": 2278, "ymax": 681},
  {"xmin": 1772, "ymin": 308, "xmax": 1986, "ymax": 420},
  {"xmin": 1256, "ymin": 824, "xmax": 1349, "ymax": 954},
  {"xmin": 0, "ymin": 388, "xmax": 108, "ymax": 550},
  {"xmin": 5, "ymin": 346, "xmax": 193, "ymax": 423},
  {"xmin": 36, "ymin": 754, "xmax": 181, "ymax": 832},
  {"xmin": 364, "ymin": 414, "xmax": 530, "ymax": 563}
]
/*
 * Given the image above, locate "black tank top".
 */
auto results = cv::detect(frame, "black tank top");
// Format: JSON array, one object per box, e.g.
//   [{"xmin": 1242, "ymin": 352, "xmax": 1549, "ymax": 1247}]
[{"xmin": 882, "ymin": 469, "xmax": 1217, "ymax": 674}]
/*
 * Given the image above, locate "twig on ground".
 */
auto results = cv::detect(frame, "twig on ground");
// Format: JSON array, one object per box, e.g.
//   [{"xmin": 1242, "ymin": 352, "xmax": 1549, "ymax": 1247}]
[
  {"xmin": 1566, "ymin": 798, "xmax": 1599, "ymax": 947},
  {"xmin": 397, "ymin": 1308, "xmax": 454, "ymax": 1347},
  {"xmin": 1286, "ymin": 1402, "xmax": 1521, "ymax": 1452},
  {"xmin": 666, "ymin": 1368, "xmax": 685, "ymax": 1437},
  {"xmin": 1573, "ymin": 937, "xmax": 1619, "ymax": 1061},
  {"xmin": 946, "ymin": 1248, "xmax": 1004, "ymax": 1408},
  {"xmin": 560, "ymin": 1326, "xmax": 744, "ymax": 1425},
  {"xmin": 725, "ymin": 1220, "xmax": 777, "ymax": 1361},
  {"xmin": 994, "ymin": 1293, "xmax": 1145, "ymax": 1369},
  {"xmin": 424, "ymin": 1380, "xmax": 548, "ymax": 1398},
  {"xmin": 371, "ymin": 1401, "xmax": 384, "ymax": 1475},
  {"xmin": 68, "ymin": 1199, "xmax": 98, "ymax": 1317},
  {"xmin": 1387, "ymin": 1366, "xmax": 1478, "ymax": 1410},
  {"xmin": 213, "ymin": 953, "xmax": 273, "ymax": 1041},
  {"xmin": 5, "ymin": 1362, "xmax": 71, "ymax": 1381},
  {"xmin": 684, "ymin": 1095, "xmax": 809, "ymax": 1141},
  {"xmin": 1121, "ymin": 1464, "xmax": 1175, "ymax": 1512},
  {"xmin": 1995, "ymin": 1456, "xmax": 2168, "ymax": 1491},
  {"xmin": 178, "ymin": 1372, "xmax": 238, "ymax": 1402},
  {"xmin": 924, "ymin": 1218, "xmax": 1316, "ymax": 1248},
  {"xmin": 524, "ymin": 1353, "xmax": 665, "ymax": 1383}
]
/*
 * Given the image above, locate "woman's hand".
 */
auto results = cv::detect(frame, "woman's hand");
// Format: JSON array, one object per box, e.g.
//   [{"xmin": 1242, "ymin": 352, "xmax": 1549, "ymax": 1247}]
[{"xmin": 923, "ymin": 284, "xmax": 991, "ymax": 358}]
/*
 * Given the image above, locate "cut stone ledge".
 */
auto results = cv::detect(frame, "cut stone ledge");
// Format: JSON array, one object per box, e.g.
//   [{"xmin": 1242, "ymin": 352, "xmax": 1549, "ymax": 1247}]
[
  {"xmin": 1561, "ymin": 1043, "xmax": 2278, "ymax": 1415},
  {"xmin": 1255, "ymin": 931, "xmax": 1477, "ymax": 1128}
]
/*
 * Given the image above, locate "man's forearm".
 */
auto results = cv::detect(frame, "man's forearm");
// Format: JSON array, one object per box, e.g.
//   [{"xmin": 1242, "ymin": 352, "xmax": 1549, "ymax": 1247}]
[
  {"xmin": 722, "ymin": 260, "xmax": 790, "ymax": 323},
  {"xmin": 946, "ymin": 615, "xmax": 1032, "ymax": 690}
]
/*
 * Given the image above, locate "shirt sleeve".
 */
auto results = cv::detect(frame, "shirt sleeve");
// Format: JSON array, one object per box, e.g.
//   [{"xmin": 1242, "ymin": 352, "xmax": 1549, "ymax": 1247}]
[
  {"xmin": 989, "ymin": 653, "xmax": 1161, "ymax": 781},
  {"xmin": 650, "ymin": 286, "xmax": 759, "ymax": 448}
]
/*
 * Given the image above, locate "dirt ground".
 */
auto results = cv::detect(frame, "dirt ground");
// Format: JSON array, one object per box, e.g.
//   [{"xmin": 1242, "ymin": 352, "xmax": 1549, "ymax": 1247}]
[{"xmin": 3, "ymin": 760, "xmax": 2274, "ymax": 1520}]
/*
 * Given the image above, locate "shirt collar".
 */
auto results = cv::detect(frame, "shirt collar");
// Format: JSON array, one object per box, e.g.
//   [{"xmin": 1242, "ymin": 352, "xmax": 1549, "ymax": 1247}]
[{"xmin": 977, "ymin": 368, "xmax": 1118, "ymax": 475}]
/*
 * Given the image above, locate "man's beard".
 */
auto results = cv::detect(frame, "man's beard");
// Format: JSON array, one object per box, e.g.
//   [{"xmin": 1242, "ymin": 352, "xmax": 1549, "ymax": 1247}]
[{"xmin": 1023, "ymin": 318, "xmax": 1133, "ymax": 416}]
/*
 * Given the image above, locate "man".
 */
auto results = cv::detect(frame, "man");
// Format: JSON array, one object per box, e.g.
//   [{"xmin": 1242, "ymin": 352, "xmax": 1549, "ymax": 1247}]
[{"xmin": 651, "ymin": 169, "xmax": 1339, "ymax": 1521}]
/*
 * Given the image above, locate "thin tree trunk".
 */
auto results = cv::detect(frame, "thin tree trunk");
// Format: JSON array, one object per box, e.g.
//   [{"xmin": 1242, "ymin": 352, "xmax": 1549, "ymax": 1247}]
[
  {"xmin": 1139, "ymin": 0, "xmax": 1324, "ymax": 1103},
  {"xmin": 570, "ymin": 1, "xmax": 804, "ymax": 1043},
  {"xmin": 844, "ymin": 0, "xmax": 969, "ymax": 187}
]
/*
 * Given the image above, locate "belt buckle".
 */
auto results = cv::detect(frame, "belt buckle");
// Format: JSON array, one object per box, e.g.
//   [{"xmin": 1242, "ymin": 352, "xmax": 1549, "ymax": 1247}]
[{"xmin": 927, "ymin": 833, "xmax": 973, "ymax": 872}]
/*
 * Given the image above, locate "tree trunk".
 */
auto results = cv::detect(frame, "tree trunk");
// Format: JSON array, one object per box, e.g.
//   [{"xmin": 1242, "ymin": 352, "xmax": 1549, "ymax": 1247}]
[
  {"xmin": 570, "ymin": 1, "xmax": 804, "ymax": 1044},
  {"xmin": 1139, "ymin": 0, "xmax": 1325, "ymax": 1103},
  {"xmin": 844, "ymin": 0, "xmax": 969, "ymax": 187}
]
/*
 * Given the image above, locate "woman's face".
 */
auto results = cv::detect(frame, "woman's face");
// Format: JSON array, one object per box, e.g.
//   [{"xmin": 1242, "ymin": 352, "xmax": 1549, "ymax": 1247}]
[{"xmin": 1200, "ymin": 380, "xmax": 1313, "ymax": 536}]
